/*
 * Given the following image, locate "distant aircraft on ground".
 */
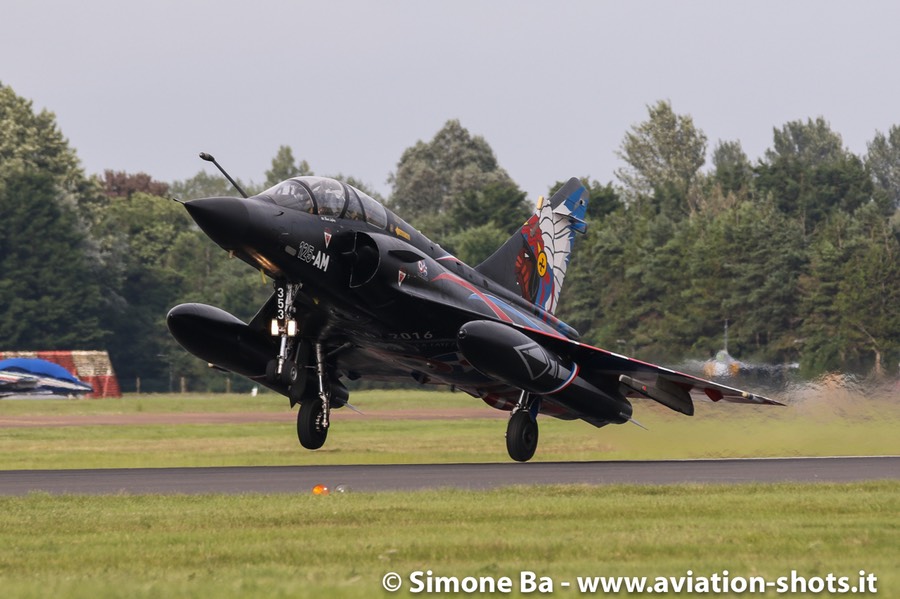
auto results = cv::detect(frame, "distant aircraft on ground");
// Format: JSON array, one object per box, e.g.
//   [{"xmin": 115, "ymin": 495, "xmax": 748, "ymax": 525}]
[
  {"xmin": 0, "ymin": 358, "xmax": 94, "ymax": 398},
  {"xmin": 689, "ymin": 322, "xmax": 799, "ymax": 385},
  {"xmin": 701, "ymin": 349, "xmax": 799, "ymax": 381},
  {"xmin": 168, "ymin": 154, "xmax": 780, "ymax": 462}
]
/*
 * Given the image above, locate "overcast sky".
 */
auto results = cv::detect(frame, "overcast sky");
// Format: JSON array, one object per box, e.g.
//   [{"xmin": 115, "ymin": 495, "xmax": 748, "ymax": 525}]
[{"xmin": 3, "ymin": 1, "xmax": 899, "ymax": 201}]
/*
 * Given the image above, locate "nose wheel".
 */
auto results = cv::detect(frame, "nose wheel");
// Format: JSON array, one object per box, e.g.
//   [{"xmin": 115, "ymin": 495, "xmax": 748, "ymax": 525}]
[{"xmin": 296, "ymin": 342, "xmax": 332, "ymax": 451}]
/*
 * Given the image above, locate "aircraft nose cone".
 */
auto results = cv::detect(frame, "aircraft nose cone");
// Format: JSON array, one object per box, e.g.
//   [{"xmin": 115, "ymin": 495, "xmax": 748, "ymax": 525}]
[{"xmin": 184, "ymin": 197, "xmax": 249, "ymax": 249}]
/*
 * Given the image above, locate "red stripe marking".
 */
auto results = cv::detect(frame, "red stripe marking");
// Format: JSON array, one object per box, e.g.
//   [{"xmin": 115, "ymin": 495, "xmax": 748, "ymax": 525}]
[{"xmin": 434, "ymin": 273, "xmax": 513, "ymax": 323}]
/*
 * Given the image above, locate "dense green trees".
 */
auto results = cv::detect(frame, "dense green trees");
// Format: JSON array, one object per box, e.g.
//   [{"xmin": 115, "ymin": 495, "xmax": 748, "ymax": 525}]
[
  {"xmin": 615, "ymin": 100, "xmax": 708, "ymax": 217},
  {"xmin": 866, "ymin": 125, "xmax": 900, "ymax": 211},
  {"xmin": 556, "ymin": 105, "xmax": 899, "ymax": 377},
  {"xmin": 264, "ymin": 145, "xmax": 313, "ymax": 188},
  {"xmin": 0, "ymin": 84, "xmax": 107, "ymax": 351},
  {"xmin": 0, "ymin": 171, "xmax": 105, "ymax": 349},
  {"xmin": 800, "ymin": 204, "xmax": 900, "ymax": 376},
  {"xmin": 387, "ymin": 119, "xmax": 529, "ymax": 263},
  {"xmin": 0, "ymin": 84, "xmax": 81, "ymax": 185},
  {"xmin": 1, "ymin": 81, "xmax": 898, "ymax": 386}
]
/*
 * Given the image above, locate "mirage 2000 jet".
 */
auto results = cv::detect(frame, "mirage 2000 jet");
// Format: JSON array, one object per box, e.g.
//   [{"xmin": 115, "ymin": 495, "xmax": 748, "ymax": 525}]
[{"xmin": 167, "ymin": 154, "xmax": 780, "ymax": 462}]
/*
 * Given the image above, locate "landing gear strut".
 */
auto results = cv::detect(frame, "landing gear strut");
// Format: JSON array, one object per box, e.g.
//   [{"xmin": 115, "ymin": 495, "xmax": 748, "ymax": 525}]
[
  {"xmin": 265, "ymin": 281, "xmax": 301, "ymax": 382},
  {"xmin": 264, "ymin": 281, "xmax": 311, "ymax": 405},
  {"xmin": 506, "ymin": 391, "xmax": 540, "ymax": 462},
  {"xmin": 296, "ymin": 342, "xmax": 331, "ymax": 450}
]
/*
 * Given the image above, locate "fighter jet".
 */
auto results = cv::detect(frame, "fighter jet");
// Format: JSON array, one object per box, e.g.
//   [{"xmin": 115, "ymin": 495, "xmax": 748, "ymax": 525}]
[
  {"xmin": 688, "ymin": 321, "xmax": 799, "ymax": 387},
  {"xmin": 168, "ymin": 154, "xmax": 780, "ymax": 462}
]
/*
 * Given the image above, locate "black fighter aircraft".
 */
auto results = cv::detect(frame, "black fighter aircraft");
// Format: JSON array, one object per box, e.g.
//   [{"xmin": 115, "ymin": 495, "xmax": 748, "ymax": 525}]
[{"xmin": 167, "ymin": 154, "xmax": 780, "ymax": 462}]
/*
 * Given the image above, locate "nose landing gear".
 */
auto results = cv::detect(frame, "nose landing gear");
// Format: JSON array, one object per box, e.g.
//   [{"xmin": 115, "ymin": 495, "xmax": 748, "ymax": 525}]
[
  {"xmin": 265, "ymin": 281, "xmax": 302, "ymax": 382},
  {"xmin": 296, "ymin": 342, "xmax": 331, "ymax": 450},
  {"xmin": 262, "ymin": 281, "xmax": 347, "ymax": 452}
]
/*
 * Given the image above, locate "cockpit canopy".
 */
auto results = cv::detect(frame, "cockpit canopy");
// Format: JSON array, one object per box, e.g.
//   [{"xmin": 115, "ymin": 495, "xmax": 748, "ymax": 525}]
[{"xmin": 257, "ymin": 176, "xmax": 388, "ymax": 229}]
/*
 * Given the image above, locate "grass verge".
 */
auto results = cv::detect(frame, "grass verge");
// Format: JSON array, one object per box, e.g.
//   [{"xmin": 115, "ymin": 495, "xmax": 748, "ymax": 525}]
[
  {"xmin": 1, "ymin": 389, "xmax": 898, "ymax": 469},
  {"xmin": 0, "ymin": 482, "xmax": 896, "ymax": 598}
]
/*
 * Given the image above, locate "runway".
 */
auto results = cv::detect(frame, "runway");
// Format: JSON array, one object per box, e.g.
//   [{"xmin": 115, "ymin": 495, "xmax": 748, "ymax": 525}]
[{"xmin": 0, "ymin": 456, "xmax": 896, "ymax": 495}]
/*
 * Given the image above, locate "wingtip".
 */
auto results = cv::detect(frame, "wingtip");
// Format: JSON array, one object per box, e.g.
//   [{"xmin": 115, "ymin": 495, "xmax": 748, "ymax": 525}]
[{"xmin": 748, "ymin": 392, "xmax": 786, "ymax": 406}]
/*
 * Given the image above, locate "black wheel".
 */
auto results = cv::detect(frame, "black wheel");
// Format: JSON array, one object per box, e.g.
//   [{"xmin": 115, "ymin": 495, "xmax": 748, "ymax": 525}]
[
  {"xmin": 280, "ymin": 361, "xmax": 298, "ymax": 386},
  {"xmin": 286, "ymin": 343, "xmax": 310, "ymax": 405},
  {"xmin": 506, "ymin": 410, "xmax": 538, "ymax": 462},
  {"xmin": 297, "ymin": 397, "xmax": 328, "ymax": 450},
  {"xmin": 265, "ymin": 359, "xmax": 278, "ymax": 384},
  {"xmin": 288, "ymin": 377, "xmax": 306, "ymax": 406}
]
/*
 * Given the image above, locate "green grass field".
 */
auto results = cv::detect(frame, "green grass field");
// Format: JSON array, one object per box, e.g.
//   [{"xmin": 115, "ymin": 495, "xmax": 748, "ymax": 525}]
[
  {"xmin": 1, "ymin": 389, "xmax": 897, "ymax": 597},
  {"xmin": 0, "ymin": 483, "xmax": 896, "ymax": 598},
  {"xmin": 0, "ymin": 389, "xmax": 897, "ymax": 469}
]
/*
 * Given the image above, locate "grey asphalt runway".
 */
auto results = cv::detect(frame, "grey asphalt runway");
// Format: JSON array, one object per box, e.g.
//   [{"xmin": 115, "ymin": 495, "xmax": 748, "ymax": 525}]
[{"xmin": 0, "ymin": 456, "xmax": 896, "ymax": 495}]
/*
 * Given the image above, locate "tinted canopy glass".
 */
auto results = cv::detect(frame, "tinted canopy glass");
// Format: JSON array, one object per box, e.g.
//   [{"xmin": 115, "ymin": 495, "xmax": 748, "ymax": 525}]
[
  {"xmin": 257, "ymin": 176, "xmax": 387, "ymax": 229},
  {"xmin": 305, "ymin": 177, "xmax": 347, "ymax": 217},
  {"xmin": 261, "ymin": 180, "xmax": 314, "ymax": 213}
]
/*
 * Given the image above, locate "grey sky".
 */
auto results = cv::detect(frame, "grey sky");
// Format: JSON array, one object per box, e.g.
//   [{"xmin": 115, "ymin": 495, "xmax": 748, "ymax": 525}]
[{"xmin": 3, "ymin": 0, "xmax": 899, "ymax": 201}]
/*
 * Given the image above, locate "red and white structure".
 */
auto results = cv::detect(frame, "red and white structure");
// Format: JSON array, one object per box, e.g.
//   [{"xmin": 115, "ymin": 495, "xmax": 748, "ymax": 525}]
[{"xmin": 0, "ymin": 350, "xmax": 121, "ymax": 398}]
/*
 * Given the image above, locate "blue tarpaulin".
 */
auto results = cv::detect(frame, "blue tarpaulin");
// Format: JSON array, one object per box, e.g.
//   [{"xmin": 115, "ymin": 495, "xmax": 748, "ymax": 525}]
[{"xmin": 0, "ymin": 358, "xmax": 82, "ymax": 383}]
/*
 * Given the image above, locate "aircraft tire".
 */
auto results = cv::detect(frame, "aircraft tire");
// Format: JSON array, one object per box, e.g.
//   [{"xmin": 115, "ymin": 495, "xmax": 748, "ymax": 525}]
[
  {"xmin": 297, "ymin": 398, "xmax": 328, "ymax": 450},
  {"xmin": 265, "ymin": 359, "xmax": 278, "ymax": 384},
  {"xmin": 506, "ymin": 410, "xmax": 538, "ymax": 462},
  {"xmin": 281, "ymin": 361, "xmax": 299, "ymax": 386},
  {"xmin": 288, "ymin": 377, "xmax": 307, "ymax": 406}
]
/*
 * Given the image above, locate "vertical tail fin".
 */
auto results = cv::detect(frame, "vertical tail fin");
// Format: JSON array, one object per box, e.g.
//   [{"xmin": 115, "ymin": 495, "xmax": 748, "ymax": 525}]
[{"xmin": 475, "ymin": 178, "xmax": 588, "ymax": 314}]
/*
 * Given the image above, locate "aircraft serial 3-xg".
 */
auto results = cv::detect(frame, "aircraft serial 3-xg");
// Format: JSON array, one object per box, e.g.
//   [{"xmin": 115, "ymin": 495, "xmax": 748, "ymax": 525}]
[{"xmin": 167, "ymin": 154, "xmax": 781, "ymax": 462}]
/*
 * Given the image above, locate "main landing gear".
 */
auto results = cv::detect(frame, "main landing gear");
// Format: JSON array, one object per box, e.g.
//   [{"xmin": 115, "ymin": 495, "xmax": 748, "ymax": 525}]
[
  {"xmin": 506, "ymin": 391, "xmax": 540, "ymax": 462},
  {"xmin": 297, "ymin": 394, "xmax": 328, "ymax": 450}
]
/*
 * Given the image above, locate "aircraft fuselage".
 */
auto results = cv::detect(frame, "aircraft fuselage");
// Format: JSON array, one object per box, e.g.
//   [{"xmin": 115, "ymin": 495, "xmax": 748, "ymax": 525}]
[{"xmin": 176, "ymin": 178, "xmax": 575, "ymax": 412}]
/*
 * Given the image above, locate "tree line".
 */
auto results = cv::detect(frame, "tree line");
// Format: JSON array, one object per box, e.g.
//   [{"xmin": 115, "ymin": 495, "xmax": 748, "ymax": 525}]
[
  {"xmin": 1, "ymin": 83, "xmax": 897, "ymax": 391},
  {"xmin": 560, "ymin": 104, "xmax": 899, "ymax": 379}
]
